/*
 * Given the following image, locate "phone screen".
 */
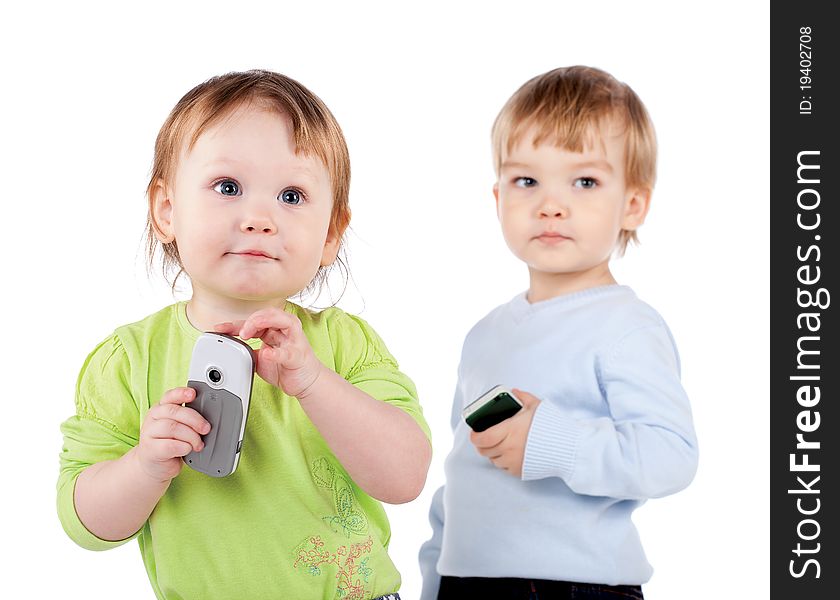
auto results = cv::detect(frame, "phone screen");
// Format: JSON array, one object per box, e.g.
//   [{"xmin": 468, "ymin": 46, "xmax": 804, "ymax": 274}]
[{"xmin": 465, "ymin": 391, "xmax": 522, "ymax": 432}]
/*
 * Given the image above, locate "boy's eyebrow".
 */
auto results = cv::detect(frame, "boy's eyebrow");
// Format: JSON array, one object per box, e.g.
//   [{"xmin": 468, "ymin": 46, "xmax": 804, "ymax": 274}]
[
  {"xmin": 500, "ymin": 159, "xmax": 614, "ymax": 173},
  {"xmin": 572, "ymin": 160, "xmax": 614, "ymax": 173},
  {"xmin": 499, "ymin": 161, "xmax": 532, "ymax": 170}
]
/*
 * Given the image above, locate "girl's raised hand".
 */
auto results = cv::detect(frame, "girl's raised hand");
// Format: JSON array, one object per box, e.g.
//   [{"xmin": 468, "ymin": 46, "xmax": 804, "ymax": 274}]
[
  {"xmin": 136, "ymin": 387, "xmax": 211, "ymax": 483},
  {"xmin": 215, "ymin": 307, "xmax": 324, "ymax": 398}
]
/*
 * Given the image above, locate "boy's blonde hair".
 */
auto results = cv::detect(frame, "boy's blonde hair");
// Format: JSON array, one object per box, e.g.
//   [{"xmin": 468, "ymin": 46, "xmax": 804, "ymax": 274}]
[
  {"xmin": 145, "ymin": 69, "xmax": 351, "ymax": 287},
  {"xmin": 491, "ymin": 66, "xmax": 657, "ymax": 254}
]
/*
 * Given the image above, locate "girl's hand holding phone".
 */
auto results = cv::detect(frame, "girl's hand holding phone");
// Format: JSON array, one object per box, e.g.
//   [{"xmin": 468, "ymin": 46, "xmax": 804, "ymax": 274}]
[
  {"xmin": 215, "ymin": 307, "xmax": 324, "ymax": 399},
  {"xmin": 136, "ymin": 387, "xmax": 211, "ymax": 483}
]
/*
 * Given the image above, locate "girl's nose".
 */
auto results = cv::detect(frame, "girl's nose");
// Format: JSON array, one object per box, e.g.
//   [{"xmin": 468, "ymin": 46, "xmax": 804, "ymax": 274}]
[{"xmin": 240, "ymin": 214, "xmax": 277, "ymax": 234}]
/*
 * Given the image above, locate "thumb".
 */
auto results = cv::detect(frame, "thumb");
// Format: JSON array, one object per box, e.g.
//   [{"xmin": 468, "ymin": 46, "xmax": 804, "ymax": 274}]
[{"xmin": 512, "ymin": 388, "xmax": 541, "ymax": 408}]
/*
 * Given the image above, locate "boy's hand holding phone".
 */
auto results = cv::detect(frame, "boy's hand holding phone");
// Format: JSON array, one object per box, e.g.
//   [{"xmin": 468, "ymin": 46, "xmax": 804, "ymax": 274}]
[
  {"xmin": 469, "ymin": 388, "xmax": 540, "ymax": 478},
  {"xmin": 137, "ymin": 387, "xmax": 211, "ymax": 483}
]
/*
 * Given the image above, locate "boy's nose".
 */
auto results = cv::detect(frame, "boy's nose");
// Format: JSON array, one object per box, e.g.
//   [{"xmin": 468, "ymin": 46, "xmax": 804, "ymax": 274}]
[{"xmin": 538, "ymin": 195, "xmax": 568, "ymax": 218}]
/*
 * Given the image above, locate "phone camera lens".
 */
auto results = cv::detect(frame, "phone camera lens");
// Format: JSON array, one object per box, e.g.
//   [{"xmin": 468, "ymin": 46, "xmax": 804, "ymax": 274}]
[{"xmin": 208, "ymin": 368, "xmax": 222, "ymax": 384}]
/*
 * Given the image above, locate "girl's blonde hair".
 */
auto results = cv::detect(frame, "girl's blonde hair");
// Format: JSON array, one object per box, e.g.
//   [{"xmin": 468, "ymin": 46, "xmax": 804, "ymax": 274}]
[
  {"xmin": 145, "ymin": 69, "xmax": 351, "ymax": 289},
  {"xmin": 491, "ymin": 66, "xmax": 657, "ymax": 254}
]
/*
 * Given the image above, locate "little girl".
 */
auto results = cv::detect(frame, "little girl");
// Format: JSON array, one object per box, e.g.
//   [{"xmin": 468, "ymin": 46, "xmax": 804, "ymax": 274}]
[{"xmin": 58, "ymin": 70, "xmax": 431, "ymax": 600}]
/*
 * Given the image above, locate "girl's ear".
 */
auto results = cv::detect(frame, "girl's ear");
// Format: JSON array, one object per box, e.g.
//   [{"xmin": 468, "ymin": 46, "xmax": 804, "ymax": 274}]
[
  {"xmin": 150, "ymin": 180, "xmax": 175, "ymax": 243},
  {"xmin": 319, "ymin": 220, "xmax": 345, "ymax": 267},
  {"xmin": 319, "ymin": 233, "xmax": 340, "ymax": 267},
  {"xmin": 621, "ymin": 186, "xmax": 651, "ymax": 232},
  {"xmin": 321, "ymin": 209, "xmax": 350, "ymax": 267}
]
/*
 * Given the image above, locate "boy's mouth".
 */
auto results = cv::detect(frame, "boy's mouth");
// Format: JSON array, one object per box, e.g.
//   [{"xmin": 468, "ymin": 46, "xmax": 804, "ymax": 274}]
[{"xmin": 535, "ymin": 232, "xmax": 571, "ymax": 243}]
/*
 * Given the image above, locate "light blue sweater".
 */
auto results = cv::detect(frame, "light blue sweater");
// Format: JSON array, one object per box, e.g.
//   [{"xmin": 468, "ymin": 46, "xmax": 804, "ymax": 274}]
[{"xmin": 419, "ymin": 285, "xmax": 698, "ymax": 599}]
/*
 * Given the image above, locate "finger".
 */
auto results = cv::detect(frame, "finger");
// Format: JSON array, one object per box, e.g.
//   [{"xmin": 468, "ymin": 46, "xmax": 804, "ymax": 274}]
[
  {"xmin": 150, "ymin": 401, "xmax": 211, "ymax": 435},
  {"xmin": 470, "ymin": 426, "xmax": 507, "ymax": 450},
  {"xmin": 159, "ymin": 387, "xmax": 195, "ymax": 406},
  {"xmin": 239, "ymin": 309, "xmax": 296, "ymax": 340},
  {"xmin": 213, "ymin": 320, "xmax": 245, "ymax": 334},
  {"xmin": 484, "ymin": 449, "xmax": 505, "ymax": 460},
  {"xmin": 149, "ymin": 438, "xmax": 194, "ymax": 460},
  {"xmin": 258, "ymin": 343, "xmax": 295, "ymax": 366},
  {"xmin": 146, "ymin": 419, "xmax": 205, "ymax": 453},
  {"xmin": 511, "ymin": 388, "xmax": 540, "ymax": 408},
  {"xmin": 252, "ymin": 344, "xmax": 295, "ymax": 384}
]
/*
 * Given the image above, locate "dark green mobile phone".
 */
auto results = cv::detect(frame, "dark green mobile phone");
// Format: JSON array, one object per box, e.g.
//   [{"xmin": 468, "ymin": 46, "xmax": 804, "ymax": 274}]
[{"xmin": 463, "ymin": 385, "xmax": 523, "ymax": 432}]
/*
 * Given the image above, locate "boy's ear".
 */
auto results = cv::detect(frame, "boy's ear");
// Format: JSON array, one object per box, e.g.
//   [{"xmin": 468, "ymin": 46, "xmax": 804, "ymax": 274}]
[
  {"xmin": 621, "ymin": 186, "xmax": 651, "ymax": 232},
  {"xmin": 150, "ymin": 180, "xmax": 176, "ymax": 243},
  {"xmin": 493, "ymin": 183, "xmax": 500, "ymax": 218}
]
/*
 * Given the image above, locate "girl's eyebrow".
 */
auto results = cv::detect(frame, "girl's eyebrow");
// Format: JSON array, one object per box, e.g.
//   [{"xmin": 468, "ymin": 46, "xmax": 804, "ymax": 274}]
[
  {"xmin": 201, "ymin": 158, "xmax": 323, "ymax": 184},
  {"xmin": 202, "ymin": 157, "xmax": 246, "ymax": 169}
]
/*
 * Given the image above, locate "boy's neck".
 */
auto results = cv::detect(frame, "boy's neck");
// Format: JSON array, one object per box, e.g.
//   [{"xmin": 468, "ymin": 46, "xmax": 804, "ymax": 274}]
[
  {"xmin": 526, "ymin": 265, "xmax": 617, "ymax": 304},
  {"xmin": 185, "ymin": 293, "xmax": 288, "ymax": 333}
]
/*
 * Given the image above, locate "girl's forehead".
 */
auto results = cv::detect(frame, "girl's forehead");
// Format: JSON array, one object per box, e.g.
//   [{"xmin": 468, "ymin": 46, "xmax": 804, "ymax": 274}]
[
  {"xmin": 190, "ymin": 106, "xmax": 292, "ymax": 152},
  {"xmin": 178, "ymin": 107, "xmax": 327, "ymax": 179}
]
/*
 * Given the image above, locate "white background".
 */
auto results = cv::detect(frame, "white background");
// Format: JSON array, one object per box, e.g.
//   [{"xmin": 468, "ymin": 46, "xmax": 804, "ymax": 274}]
[{"xmin": 2, "ymin": 1, "xmax": 768, "ymax": 598}]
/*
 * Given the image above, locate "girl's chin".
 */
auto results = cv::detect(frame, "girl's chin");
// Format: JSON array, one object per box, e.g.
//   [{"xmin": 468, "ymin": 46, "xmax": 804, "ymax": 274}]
[
  {"xmin": 198, "ymin": 284, "xmax": 289, "ymax": 304},
  {"xmin": 194, "ymin": 272, "xmax": 315, "ymax": 302}
]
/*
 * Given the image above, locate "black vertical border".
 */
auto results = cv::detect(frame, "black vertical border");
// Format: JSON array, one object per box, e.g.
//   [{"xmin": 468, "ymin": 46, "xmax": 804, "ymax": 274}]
[{"xmin": 771, "ymin": 3, "xmax": 838, "ymax": 596}]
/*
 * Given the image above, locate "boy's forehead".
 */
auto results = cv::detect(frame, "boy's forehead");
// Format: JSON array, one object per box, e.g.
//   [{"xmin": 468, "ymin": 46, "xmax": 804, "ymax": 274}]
[
  {"xmin": 503, "ymin": 121, "xmax": 626, "ymax": 166},
  {"xmin": 520, "ymin": 118, "xmax": 623, "ymax": 150}
]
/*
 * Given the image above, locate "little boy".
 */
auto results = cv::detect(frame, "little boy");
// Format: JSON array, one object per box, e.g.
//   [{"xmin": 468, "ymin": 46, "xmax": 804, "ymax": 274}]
[{"xmin": 419, "ymin": 66, "xmax": 698, "ymax": 599}]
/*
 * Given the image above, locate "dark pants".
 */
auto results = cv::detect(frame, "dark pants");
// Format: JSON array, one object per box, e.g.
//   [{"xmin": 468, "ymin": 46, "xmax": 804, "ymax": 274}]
[{"xmin": 438, "ymin": 576, "xmax": 643, "ymax": 599}]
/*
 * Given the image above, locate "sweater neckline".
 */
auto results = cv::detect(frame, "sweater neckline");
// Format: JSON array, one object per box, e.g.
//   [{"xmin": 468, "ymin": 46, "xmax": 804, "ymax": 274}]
[{"xmin": 508, "ymin": 284, "xmax": 634, "ymax": 321}]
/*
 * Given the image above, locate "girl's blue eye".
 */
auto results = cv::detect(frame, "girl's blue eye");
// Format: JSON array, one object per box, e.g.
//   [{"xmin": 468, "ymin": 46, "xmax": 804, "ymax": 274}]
[
  {"xmin": 575, "ymin": 177, "xmax": 598, "ymax": 189},
  {"xmin": 213, "ymin": 180, "xmax": 240, "ymax": 196},
  {"xmin": 279, "ymin": 188, "xmax": 303, "ymax": 205},
  {"xmin": 514, "ymin": 177, "xmax": 537, "ymax": 188}
]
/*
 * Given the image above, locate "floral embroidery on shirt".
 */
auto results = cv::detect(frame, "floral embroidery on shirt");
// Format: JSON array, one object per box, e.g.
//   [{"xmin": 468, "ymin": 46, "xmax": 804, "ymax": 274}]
[
  {"xmin": 313, "ymin": 457, "xmax": 369, "ymax": 537},
  {"xmin": 292, "ymin": 458, "xmax": 375, "ymax": 599},
  {"xmin": 293, "ymin": 535, "xmax": 375, "ymax": 599}
]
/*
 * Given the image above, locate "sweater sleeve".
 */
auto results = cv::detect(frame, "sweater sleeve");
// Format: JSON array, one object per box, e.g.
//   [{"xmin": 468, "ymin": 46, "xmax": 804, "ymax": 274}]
[
  {"xmin": 56, "ymin": 334, "xmax": 143, "ymax": 550},
  {"xmin": 522, "ymin": 324, "xmax": 698, "ymax": 500}
]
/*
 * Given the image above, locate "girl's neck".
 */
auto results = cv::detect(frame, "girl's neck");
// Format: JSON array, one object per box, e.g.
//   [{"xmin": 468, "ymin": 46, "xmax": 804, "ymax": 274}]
[{"xmin": 185, "ymin": 294, "xmax": 288, "ymax": 333}]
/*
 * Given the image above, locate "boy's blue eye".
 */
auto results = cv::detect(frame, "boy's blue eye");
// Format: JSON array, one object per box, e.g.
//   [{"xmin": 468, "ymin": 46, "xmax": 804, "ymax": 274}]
[
  {"xmin": 514, "ymin": 177, "xmax": 537, "ymax": 188},
  {"xmin": 575, "ymin": 177, "xmax": 598, "ymax": 189},
  {"xmin": 213, "ymin": 179, "xmax": 241, "ymax": 196},
  {"xmin": 279, "ymin": 188, "xmax": 303, "ymax": 205}
]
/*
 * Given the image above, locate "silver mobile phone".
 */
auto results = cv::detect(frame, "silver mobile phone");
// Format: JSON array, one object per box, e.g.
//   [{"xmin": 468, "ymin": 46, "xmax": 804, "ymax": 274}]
[
  {"xmin": 183, "ymin": 333, "xmax": 255, "ymax": 477},
  {"xmin": 462, "ymin": 385, "xmax": 523, "ymax": 432}
]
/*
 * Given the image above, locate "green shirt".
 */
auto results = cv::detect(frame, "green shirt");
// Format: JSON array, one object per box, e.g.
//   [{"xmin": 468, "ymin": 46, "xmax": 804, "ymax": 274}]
[{"xmin": 58, "ymin": 302, "xmax": 430, "ymax": 600}]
